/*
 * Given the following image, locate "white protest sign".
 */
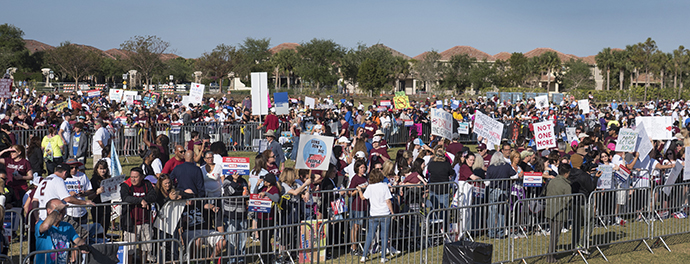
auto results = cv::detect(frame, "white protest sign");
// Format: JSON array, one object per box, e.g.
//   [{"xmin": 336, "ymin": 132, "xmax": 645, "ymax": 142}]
[
  {"xmin": 566, "ymin": 127, "xmax": 578, "ymax": 144},
  {"xmin": 578, "ymin": 99, "xmax": 590, "ymax": 114},
  {"xmin": 295, "ymin": 134, "xmax": 335, "ymax": 171},
  {"xmin": 430, "ymin": 108, "xmax": 453, "ymax": 140},
  {"xmin": 123, "ymin": 91, "xmax": 138, "ymax": 105},
  {"xmin": 634, "ymin": 122, "xmax": 653, "ymax": 161},
  {"xmin": 523, "ymin": 172, "xmax": 542, "ymax": 187},
  {"xmin": 305, "ymin": 97, "xmax": 316, "ymax": 109},
  {"xmin": 663, "ymin": 161, "xmax": 684, "ymax": 195},
  {"xmin": 180, "ymin": 95, "xmax": 193, "ymax": 107},
  {"xmin": 248, "ymin": 194, "xmax": 273, "ymax": 213},
  {"xmin": 222, "ymin": 157, "xmax": 250, "ymax": 176},
  {"xmin": 189, "ymin": 82, "xmax": 205, "ymax": 105},
  {"xmin": 597, "ymin": 165, "xmax": 613, "ymax": 189},
  {"xmin": 0, "ymin": 79, "xmax": 11, "ymax": 99},
  {"xmin": 534, "ymin": 121, "xmax": 556, "ymax": 150},
  {"xmin": 534, "ymin": 95, "xmax": 548, "ymax": 109},
  {"xmin": 635, "ymin": 116, "xmax": 674, "ymax": 140},
  {"xmin": 251, "ymin": 72, "xmax": 269, "ymax": 115},
  {"xmin": 473, "ymin": 111, "xmax": 504, "ymax": 147},
  {"xmin": 109, "ymin": 89, "xmax": 124, "ymax": 102},
  {"xmin": 615, "ymin": 128, "xmax": 638, "ymax": 152},
  {"xmin": 458, "ymin": 122, "xmax": 469, "ymax": 135},
  {"xmin": 99, "ymin": 176, "xmax": 126, "ymax": 202},
  {"xmin": 685, "ymin": 147, "xmax": 690, "ymax": 181},
  {"xmin": 153, "ymin": 200, "xmax": 186, "ymax": 235}
]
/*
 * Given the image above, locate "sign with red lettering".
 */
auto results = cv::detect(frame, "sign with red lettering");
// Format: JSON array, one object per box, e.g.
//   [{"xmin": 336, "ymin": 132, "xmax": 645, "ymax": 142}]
[
  {"xmin": 248, "ymin": 194, "xmax": 273, "ymax": 213},
  {"xmin": 295, "ymin": 134, "xmax": 334, "ymax": 170},
  {"xmin": 222, "ymin": 157, "xmax": 250, "ymax": 175},
  {"xmin": 0, "ymin": 79, "xmax": 12, "ymax": 99},
  {"xmin": 534, "ymin": 121, "xmax": 556, "ymax": 150},
  {"xmin": 473, "ymin": 111, "xmax": 504, "ymax": 147},
  {"xmin": 431, "ymin": 108, "xmax": 453, "ymax": 140}
]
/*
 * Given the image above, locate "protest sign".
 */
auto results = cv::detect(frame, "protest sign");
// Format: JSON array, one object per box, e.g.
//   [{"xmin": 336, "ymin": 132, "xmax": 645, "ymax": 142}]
[
  {"xmin": 153, "ymin": 200, "xmax": 185, "ymax": 236},
  {"xmin": 615, "ymin": 128, "xmax": 638, "ymax": 152},
  {"xmin": 597, "ymin": 165, "xmax": 613, "ymax": 189},
  {"xmin": 534, "ymin": 95, "xmax": 548, "ymax": 108},
  {"xmin": 533, "ymin": 121, "xmax": 556, "ymax": 150},
  {"xmin": 685, "ymin": 147, "xmax": 690, "ymax": 181},
  {"xmin": 304, "ymin": 97, "xmax": 315, "ymax": 109},
  {"xmin": 274, "ymin": 92, "xmax": 289, "ymax": 115},
  {"xmin": 578, "ymin": 99, "xmax": 590, "ymax": 114},
  {"xmin": 295, "ymin": 134, "xmax": 334, "ymax": 170},
  {"xmin": 566, "ymin": 127, "xmax": 578, "ymax": 144},
  {"xmin": 473, "ymin": 111, "xmax": 504, "ymax": 147},
  {"xmin": 109, "ymin": 89, "xmax": 124, "ymax": 102},
  {"xmin": 458, "ymin": 122, "xmax": 469, "ymax": 134},
  {"xmin": 395, "ymin": 91, "xmax": 405, "ymax": 97},
  {"xmin": 436, "ymin": 100, "xmax": 443, "ymax": 108},
  {"xmin": 635, "ymin": 116, "xmax": 673, "ymax": 140},
  {"xmin": 393, "ymin": 95, "xmax": 410, "ymax": 109},
  {"xmin": 123, "ymin": 91, "xmax": 137, "ymax": 105},
  {"xmin": 87, "ymin": 90, "xmax": 100, "ymax": 98},
  {"xmin": 635, "ymin": 122, "xmax": 653, "ymax": 161},
  {"xmin": 189, "ymin": 82, "xmax": 205, "ymax": 105},
  {"xmin": 451, "ymin": 100, "xmax": 460, "ymax": 110},
  {"xmin": 523, "ymin": 172, "xmax": 543, "ymax": 187},
  {"xmin": 379, "ymin": 100, "xmax": 391, "ymax": 107},
  {"xmin": 0, "ymin": 79, "xmax": 11, "ymax": 99},
  {"xmin": 664, "ymin": 161, "xmax": 684, "ymax": 195},
  {"xmin": 299, "ymin": 219, "xmax": 328, "ymax": 263},
  {"xmin": 248, "ymin": 194, "xmax": 272, "ymax": 213},
  {"xmin": 222, "ymin": 157, "xmax": 250, "ymax": 176},
  {"xmin": 99, "ymin": 176, "xmax": 126, "ymax": 202},
  {"xmin": 250, "ymin": 72, "xmax": 269, "ymax": 115},
  {"xmin": 430, "ymin": 108, "xmax": 453, "ymax": 140}
]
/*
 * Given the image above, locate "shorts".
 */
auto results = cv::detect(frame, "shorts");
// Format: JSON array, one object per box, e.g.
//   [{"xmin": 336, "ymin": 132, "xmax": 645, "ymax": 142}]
[
  {"xmin": 616, "ymin": 190, "xmax": 627, "ymax": 206},
  {"xmin": 182, "ymin": 230, "xmax": 226, "ymax": 246},
  {"xmin": 123, "ymin": 224, "xmax": 153, "ymax": 253},
  {"xmin": 349, "ymin": 210, "xmax": 367, "ymax": 226}
]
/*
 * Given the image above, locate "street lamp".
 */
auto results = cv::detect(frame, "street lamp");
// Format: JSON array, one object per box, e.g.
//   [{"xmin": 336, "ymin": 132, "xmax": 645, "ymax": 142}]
[
  {"xmin": 169, "ymin": 75, "xmax": 174, "ymax": 86},
  {"xmin": 122, "ymin": 73, "xmax": 128, "ymax": 89}
]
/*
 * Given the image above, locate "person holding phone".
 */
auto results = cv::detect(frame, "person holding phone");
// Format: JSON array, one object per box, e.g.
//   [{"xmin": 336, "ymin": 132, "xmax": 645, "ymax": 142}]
[{"xmin": 35, "ymin": 198, "xmax": 88, "ymax": 264}]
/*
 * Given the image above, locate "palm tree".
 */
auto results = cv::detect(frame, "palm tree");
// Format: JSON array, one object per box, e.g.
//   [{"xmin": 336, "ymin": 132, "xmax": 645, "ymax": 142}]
[
  {"xmin": 595, "ymin": 48, "xmax": 615, "ymax": 90},
  {"xmin": 541, "ymin": 52, "xmax": 561, "ymax": 91},
  {"xmin": 611, "ymin": 49, "xmax": 628, "ymax": 90},
  {"xmin": 640, "ymin": 38, "xmax": 658, "ymax": 101},
  {"xmin": 391, "ymin": 56, "xmax": 410, "ymax": 92},
  {"xmin": 672, "ymin": 46, "xmax": 687, "ymax": 98},
  {"xmin": 271, "ymin": 49, "xmax": 298, "ymax": 89}
]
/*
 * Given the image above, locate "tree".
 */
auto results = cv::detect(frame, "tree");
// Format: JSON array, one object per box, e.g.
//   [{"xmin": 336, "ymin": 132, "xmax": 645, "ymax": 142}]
[
  {"xmin": 239, "ymin": 37, "xmax": 272, "ymax": 75},
  {"xmin": 99, "ymin": 57, "xmax": 126, "ymax": 85},
  {"xmin": 295, "ymin": 38, "xmax": 344, "ymax": 89},
  {"xmin": 162, "ymin": 57, "xmax": 194, "ymax": 84},
  {"xmin": 340, "ymin": 43, "xmax": 368, "ymax": 88},
  {"xmin": 413, "ymin": 51, "xmax": 443, "ymax": 93},
  {"xmin": 626, "ymin": 44, "xmax": 644, "ymax": 89},
  {"xmin": 470, "ymin": 60, "xmax": 496, "ymax": 91},
  {"xmin": 441, "ymin": 54, "xmax": 474, "ymax": 92},
  {"xmin": 45, "ymin": 42, "xmax": 102, "ymax": 87},
  {"xmin": 507, "ymin": 52, "xmax": 529, "ymax": 87},
  {"xmin": 196, "ymin": 44, "xmax": 245, "ymax": 90},
  {"xmin": 120, "ymin": 35, "xmax": 170, "ymax": 87},
  {"xmin": 639, "ymin": 38, "xmax": 658, "ymax": 101},
  {"xmin": 270, "ymin": 49, "xmax": 298, "ymax": 89},
  {"xmin": 611, "ymin": 49, "xmax": 629, "ymax": 90},
  {"xmin": 672, "ymin": 46, "xmax": 688, "ymax": 98},
  {"xmin": 357, "ymin": 58, "xmax": 389, "ymax": 95},
  {"xmin": 595, "ymin": 47, "xmax": 614, "ymax": 90},
  {"xmin": 537, "ymin": 51, "xmax": 561, "ymax": 91},
  {"xmin": 340, "ymin": 44, "xmax": 399, "ymax": 92},
  {"xmin": 561, "ymin": 58, "xmax": 595, "ymax": 90},
  {"xmin": 651, "ymin": 51, "xmax": 670, "ymax": 90},
  {"xmin": 0, "ymin": 24, "xmax": 30, "ymax": 72},
  {"xmin": 391, "ymin": 56, "xmax": 411, "ymax": 92}
]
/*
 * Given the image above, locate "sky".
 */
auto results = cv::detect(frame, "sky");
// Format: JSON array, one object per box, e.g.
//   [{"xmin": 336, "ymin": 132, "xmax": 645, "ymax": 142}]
[{"xmin": 5, "ymin": 0, "xmax": 690, "ymax": 59}]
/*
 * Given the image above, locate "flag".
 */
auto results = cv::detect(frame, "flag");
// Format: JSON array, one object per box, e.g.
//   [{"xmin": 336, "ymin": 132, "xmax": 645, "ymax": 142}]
[
  {"xmin": 615, "ymin": 166, "xmax": 630, "ymax": 183},
  {"xmin": 110, "ymin": 141, "xmax": 122, "ymax": 177}
]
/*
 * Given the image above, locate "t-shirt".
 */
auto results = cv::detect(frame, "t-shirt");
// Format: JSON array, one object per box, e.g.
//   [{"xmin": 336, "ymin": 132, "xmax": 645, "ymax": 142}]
[
  {"xmin": 64, "ymin": 172, "xmax": 93, "ymax": 218},
  {"xmin": 4, "ymin": 157, "xmax": 31, "ymax": 193},
  {"xmin": 35, "ymin": 220, "xmax": 79, "ymax": 264},
  {"xmin": 42, "ymin": 135, "xmax": 64, "ymax": 158},
  {"xmin": 162, "ymin": 157, "xmax": 185, "ymax": 174},
  {"xmin": 363, "ymin": 182, "xmax": 392, "ymax": 217},
  {"xmin": 348, "ymin": 174, "xmax": 369, "ymax": 212},
  {"xmin": 402, "ymin": 172, "xmax": 422, "ymax": 184},
  {"xmin": 92, "ymin": 127, "xmax": 110, "ymax": 156},
  {"xmin": 71, "ymin": 132, "xmax": 82, "ymax": 156},
  {"xmin": 35, "ymin": 175, "xmax": 71, "ymax": 220},
  {"xmin": 60, "ymin": 120, "xmax": 71, "ymax": 144},
  {"xmin": 456, "ymin": 164, "xmax": 473, "ymax": 182}
]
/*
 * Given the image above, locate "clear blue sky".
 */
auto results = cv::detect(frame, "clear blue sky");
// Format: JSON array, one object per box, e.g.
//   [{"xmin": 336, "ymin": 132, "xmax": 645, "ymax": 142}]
[{"xmin": 5, "ymin": 0, "xmax": 690, "ymax": 59}]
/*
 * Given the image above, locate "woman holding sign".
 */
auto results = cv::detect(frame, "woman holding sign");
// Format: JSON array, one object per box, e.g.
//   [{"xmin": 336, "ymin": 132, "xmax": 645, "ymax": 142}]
[{"xmin": 257, "ymin": 173, "xmax": 282, "ymax": 264}]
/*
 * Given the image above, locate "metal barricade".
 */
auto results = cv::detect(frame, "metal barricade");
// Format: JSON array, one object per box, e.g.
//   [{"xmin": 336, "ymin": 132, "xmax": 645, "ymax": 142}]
[
  {"xmin": 651, "ymin": 182, "xmax": 690, "ymax": 252},
  {"xmin": 22, "ymin": 238, "xmax": 182, "ymax": 264},
  {"xmin": 0, "ymin": 254, "xmax": 9, "ymax": 264}
]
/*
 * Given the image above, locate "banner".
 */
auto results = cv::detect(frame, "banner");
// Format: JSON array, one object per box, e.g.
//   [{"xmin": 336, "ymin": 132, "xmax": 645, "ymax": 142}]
[
  {"xmin": 614, "ymin": 128, "xmax": 638, "ymax": 152},
  {"xmin": 153, "ymin": 200, "xmax": 185, "ymax": 236},
  {"xmin": 597, "ymin": 165, "xmax": 613, "ymax": 189},
  {"xmin": 295, "ymin": 134, "xmax": 334, "ymax": 170},
  {"xmin": 430, "ymin": 108, "xmax": 453, "ymax": 140},
  {"xmin": 635, "ymin": 122, "xmax": 653, "ymax": 161},
  {"xmin": 123, "ymin": 91, "xmax": 137, "ymax": 105},
  {"xmin": 304, "ymin": 96, "xmax": 315, "ymax": 109},
  {"xmin": 635, "ymin": 116, "xmax": 673, "ymax": 140},
  {"xmin": 473, "ymin": 111, "xmax": 504, "ymax": 147},
  {"xmin": 380, "ymin": 100, "xmax": 391, "ymax": 107},
  {"xmin": 534, "ymin": 95, "xmax": 548, "ymax": 108},
  {"xmin": 566, "ymin": 127, "xmax": 578, "ymax": 144},
  {"xmin": 99, "ymin": 176, "xmax": 125, "ymax": 202},
  {"xmin": 109, "ymin": 89, "xmax": 124, "ymax": 102},
  {"xmin": 0, "ymin": 79, "xmax": 11, "ymax": 99},
  {"xmin": 222, "ymin": 157, "xmax": 250, "ymax": 176},
  {"xmin": 248, "ymin": 194, "xmax": 272, "ymax": 213},
  {"xmin": 664, "ymin": 161, "xmax": 684, "ymax": 195},
  {"xmin": 393, "ymin": 95, "xmax": 410, "ymax": 109},
  {"xmin": 274, "ymin": 92, "xmax": 289, "ymax": 115},
  {"xmin": 251, "ymin": 72, "xmax": 269, "ymax": 115},
  {"xmin": 87, "ymin": 90, "xmax": 100, "ymax": 98},
  {"xmin": 533, "ymin": 121, "xmax": 556, "ymax": 150},
  {"xmin": 189, "ymin": 82, "xmax": 205, "ymax": 105},
  {"xmin": 458, "ymin": 122, "xmax": 469, "ymax": 134},
  {"xmin": 578, "ymin": 99, "xmax": 590, "ymax": 114},
  {"xmin": 436, "ymin": 100, "xmax": 443, "ymax": 108},
  {"xmin": 451, "ymin": 100, "xmax": 460, "ymax": 110},
  {"xmin": 299, "ymin": 219, "xmax": 328, "ymax": 263},
  {"xmin": 685, "ymin": 147, "xmax": 690, "ymax": 181},
  {"xmin": 523, "ymin": 172, "xmax": 542, "ymax": 187}
]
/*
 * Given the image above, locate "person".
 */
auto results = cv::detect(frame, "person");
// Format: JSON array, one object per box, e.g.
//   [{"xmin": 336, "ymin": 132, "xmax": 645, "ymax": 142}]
[
  {"xmin": 486, "ymin": 152, "xmax": 516, "ymax": 238},
  {"xmin": 279, "ymin": 168, "xmax": 313, "ymax": 252},
  {"xmin": 140, "ymin": 147, "xmax": 162, "ymax": 183},
  {"xmin": 154, "ymin": 174, "xmax": 181, "ymax": 208},
  {"xmin": 35, "ymin": 199, "xmax": 88, "ymax": 264},
  {"xmin": 169, "ymin": 150, "xmax": 205, "ymax": 197},
  {"xmin": 120, "ymin": 167, "xmax": 157, "ymax": 264},
  {"xmin": 63, "ymin": 158, "xmax": 93, "ymax": 239},
  {"xmin": 258, "ymin": 108, "xmax": 280, "ymax": 134},
  {"xmin": 222, "ymin": 171, "xmax": 249, "ymax": 264},
  {"xmin": 348, "ymin": 159, "xmax": 368, "ymax": 256},
  {"xmin": 426, "ymin": 147, "xmax": 455, "ymax": 222},
  {"xmin": 68, "ymin": 122, "xmax": 88, "ymax": 165},
  {"xmin": 369, "ymin": 136, "xmax": 390, "ymax": 163},
  {"xmin": 200, "ymin": 151, "xmax": 222, "ymax": 197},
  {"xmin": 162, "ymin": 145, "xmax": 186, "ymax": 174},
  {"xmin": 42, "ymin": 127, "xmax": 64, "ymax": 175},
  {"xmin": 256, "ymin": 173, "xmax": 281, "ymax": 264},
  {"xmin": 27, "ymin": 136, "xmax": 45, "ymax": 177},
  {"xmin": 58, "ymin": 112, "xmax": 72, "ymax": 158},
  {"xmin": 0, "ymin": 145, "xmax": 33, "ymax": 205},
  {"xmin": 35, "ymin": 163, "xmax": 95, "ymax": 221},
  {"xmin": 89, "ymin": 160, "xmax": 113, "ymax": 233},
  {"xmin": 264, "ymin": 131, "xmax": 285, "ymax": 167},
  {"xmin": 91, "ymin": 120, "xmax": 110, "ymax": 168},
  {"xmin": 358, "ymin": 169, "xmax": 397, "ymax": 263},
  {"xmin": 545, "ymin": 164, "xmax": 572, "ymax": 263}
]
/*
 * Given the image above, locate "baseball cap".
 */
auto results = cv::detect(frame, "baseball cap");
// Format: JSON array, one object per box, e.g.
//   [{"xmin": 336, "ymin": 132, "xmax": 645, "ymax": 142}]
[
  {"xmin": 355, "ymin": 151, "xmax": 366, "ymax": 159},
  {"xmin": 476, "ymin": 143, "xmax": 487, "ymax": 150},
  {"xmin": 372, "ymin": 136, "xmax": 381, "ymax": 143},
  {"xmin": 413, "ymin": 138, "xmax": 425, "ymax": 146},
  {"xmin": 337, "ymin": 137, "xmax": 350, "ymax": 144}
]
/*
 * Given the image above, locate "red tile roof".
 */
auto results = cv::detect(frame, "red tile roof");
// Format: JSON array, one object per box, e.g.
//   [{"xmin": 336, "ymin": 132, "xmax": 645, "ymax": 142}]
[
  {"xmin": 23, "ymin": 39, "xmax": 54, "ymax": 54},
  {"xmin": 412, "ymin": 51, "xmax": 430, "ymax": 61},
  {"xmin": 369, "ymin": 44, "xmax": 411, "ymax": 60},
  {"xmin": 581, "ymin": 55, "xmax": 596, "ymax": 65},
  {"xmin": 269, "ymin": 43, "xmax": 300, "ymax": 54},
  {"xmin": 439, "ymin": 46, "xmax": 494, "ymax": 61},
  {"xmin": 493, "ymin": 52, "xmax": 512, "ymax": 61},
  {"xmin": 524, "ymin": 48, "xmax": 578, "ymax": 62}
]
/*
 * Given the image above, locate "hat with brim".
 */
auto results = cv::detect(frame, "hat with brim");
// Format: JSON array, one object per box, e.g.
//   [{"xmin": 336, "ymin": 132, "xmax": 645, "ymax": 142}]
[
  {"xmin": 264, "ymin": 130, "xmax": 276, "ymax": 138},
  {"xmin": 64, "ymin": 158, "xmax": 84, "ymax": 167},
  {"xmin": 374, "ymin": 130, "xmax": 384, "ymax": 136}
]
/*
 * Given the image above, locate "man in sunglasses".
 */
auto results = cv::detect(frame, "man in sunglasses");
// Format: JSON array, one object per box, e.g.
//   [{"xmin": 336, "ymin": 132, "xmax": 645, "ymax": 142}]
[
  {"xmin": 162, "ymin": 145, "xmax": 186, "ymax": 174},
  {"xmin": 35, "ymin": 198, "xmax": 87, "ymax": 264}
]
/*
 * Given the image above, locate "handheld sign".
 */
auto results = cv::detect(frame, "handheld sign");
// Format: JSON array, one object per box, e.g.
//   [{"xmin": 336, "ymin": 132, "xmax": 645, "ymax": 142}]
[
  {"xmin": 635, "ymin": 116, "xmax": 673, "ymax": 140},
  {"xmin": 533, "ymin": 121, "xmax": 556, "ymax": 150},
  {"xmin": 473, "ymin": 111, "xmax": 504, "ymax": 147},
  {"xmin": 99, "ymin": 176, "xmax": 126, "ymax": 202},
  {"xmin": 295, "ymin": 134, "xmax": 335, "ymax": 171},
  {"xmin": 458, "ymin": 122, "xmax": 469, "ymax": 135},
  {"xmin": 597, "ymin": 165, "xmax": 613, "ymax": 189},
  {"xmin": 0, "ymin": 79, "xmax": 11, "ymax": 99},
  {"xmin": 222, "ymin": 157, "xmax": 250, "ymax": 176},
  {"xmin": 685, "ymin": 146, "xmax": 690, "ymax": 181},
  {"xmin": 248, "ymin": 194, "xmax": 272, "ymax": 213},
  {"xmin": 578, "ymin": 99, "xmax": 590, "ymax": 114},
  {"xmin": 635, "ymin": 122, "xmax": 653, "ymax": 161},
  {"xmin": 534, "ymin": 95, "xmax": 548, "ymax": 109},
  {"xmin": 274, "ymin": 92, "xmax": 290, "ymax": 115},
  {"xmin": 430, "ymin": 108, "xmax": 453, "ymax": 140},
  {"xmin": 566, "ymin": 127, "xmax": 577, "ymax": 144},
  {"xmin": 523, "ymin": 172, "xmax": 543, "ymax": 187},
  {"xmin": 615, "ymin": 128, "xmax": 638, "ymax": 152}
]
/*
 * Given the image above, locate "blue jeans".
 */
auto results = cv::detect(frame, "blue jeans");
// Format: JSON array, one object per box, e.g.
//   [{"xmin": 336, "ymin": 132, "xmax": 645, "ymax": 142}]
[
  {"xmin": 428, "ymin": 191, "xmax": 450, "ymax": 222},
  {"xmin": 362, "ymin": 216, "xmax": 391, "ymax": 259},
  {"xmin": 488, "ymin": 188, "xmax": 507, "ymax": 238},
  {"xmin": 225, "ymin": 217, "xmax": 247, "ymax": 262},
  {"xmin": 290, "ymin": 136, "xmax": 300, "ymax": 160}
]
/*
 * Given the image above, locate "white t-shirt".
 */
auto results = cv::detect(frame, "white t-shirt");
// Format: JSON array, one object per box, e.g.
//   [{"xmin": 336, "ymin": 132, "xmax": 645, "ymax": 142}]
[
  {"xmin": 152, "ymin": 158, "xmax": 163, "ymax": 174},
  {"xmin": 36, "ymin": 175, "xmax": 71, "ymax": 220},
  {"xmin": 64, "ymin": 172, "xmax": 93, "ymax": 217},
  {"xmin": 60, "ymin": 120, "xmax": 71, "ymax": 144},
  {"xmin": 363, "ymin": 182, "xmax": 392, "ymax": 217},
  {"xmin": 201, "ymin": 164, "xmax": 222, "ymax": 197},
  {"xmin": 92, "ymin": 127, "xmax": 110, "ymax": 155}
]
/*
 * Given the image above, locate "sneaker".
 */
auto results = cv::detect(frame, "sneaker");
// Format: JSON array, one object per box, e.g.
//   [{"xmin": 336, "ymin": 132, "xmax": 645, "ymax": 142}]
[
  {"xmin": 614, "ymin": 217, "xmax": 626, "ymax": 226},
  {"xmin": 561, "ymin": 228, "xmax": 568, "ymax": 233},
  {"xmin": 360, "ymin": 256, "xmax": 366, "ymax": 263},
  {"xmin": 351, "ymin": 248, "xmax": 362, "ymax": 256},
  {"xmin": 386, "ymin": 247, "xmax": 401, "ymax": 256},
  {"xmin": 380, "ymin": 258, "xmax": 390, "ymax": 263},
  {"xmin": 510, "ymin": 233, "xmax": 527, "ymax": 239}
]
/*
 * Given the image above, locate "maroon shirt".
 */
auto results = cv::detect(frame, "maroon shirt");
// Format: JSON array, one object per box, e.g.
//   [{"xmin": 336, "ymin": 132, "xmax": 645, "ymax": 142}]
[
  {"xmin": 348, "ymin": 174, "xmax": 369, "ymax": 212},
  {"xmin": 457, "ymin": 164, "xmax": 473, "ymax": 181},
  {"xmin": 446, "ymin": 142, "xmax": 464, "ymax": 156},
  {"xmin": 402, "ymin": 172, "xmax": 421, "ymax": 184}
]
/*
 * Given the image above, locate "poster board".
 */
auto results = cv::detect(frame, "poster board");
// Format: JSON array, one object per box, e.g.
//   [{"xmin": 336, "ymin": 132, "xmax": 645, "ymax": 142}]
[
  {"xmin": 566, "ymin": 127, "xmax": 578, "ymax": 144},
  {"xmin": 123, "ymin": 91, "xmax": 137, "ymax": 105},
  {"xmin": 222, "ymin": 157, "xmax": 250, "ymax": 176},
  {"xmin": 635, "ymin": 116, "xmax": 674, "ymax": 140},
  {"xmin": 380, "ymin": 100, "xmax": 391, "ymax": 107},
  {"xmin": 597, "ymin": 165, "xmax": 613, "ymax": 189},
  {"xmin": 274, "ymin": 92, "xmax": 290, "ymax": 115},
  {"xmin": 523, "ymin": 172, "xmax": 542, "ymax": 187},
  {"xmin": 295, "ymin": 134, "xmax": 334, "ymax": 170},
  {"xmin": 189, "ymin": 83, "xmax": 205, "ymax": 105},
  {"xmin": 578, "ymin": 99, "xmax": 590, "ymax": 114},
  {"xmin": 393, "ymin": 95, "xmax": 410, "ymax": 109},
  {"xmin": 251, "ymin": 72, "xmax": 269, "ymax": 115},
  {"xmin": 87, "ymin": 90, "xmax": 100, "ymax": 98},
  {"xmin": 248, "ymin": 194, "xmax": 272, "ymax": 213},
  {"xmin": 533, "ymin": 121, "xmax": 556, "ymax": 150},
  {"xmin": 430, "ymin": 108, "xmax": 453, "ymax": 140},
  {"xmin": 458, "ymin": 122, "xmax": 469, "ymax": 135},
  {"xmin": 473, "ymin": 111, "xmax": 504, "ymax": 147},
  {"xmin": 663, "ymin": 161, "xmax": 684, "ymax": 195},
  {"xmin": 299, "ymin": 219, "xmax": 328, "ymax": 263},
  {"xmin": 534, "ymin": 95, "xmax": 548, "ymax": 109},
  {"xmin": 615, "ymin": 128, "xmax": 638, "ymax": 152},
  {"xmin": 109, "ymin": 89, "xmax": 124, "ymax": 102},
  {"xmin": 634, "ymin": 122, "xmax": 653, "ymax": 161},
  {"xmin": 685, "ymin": 146, "xmax": 690, "ymax": 181},
  {"xmin": 0, "ymin": 79, "xmax": 11, "ymax": 99},
  {"xmin": 304, "ymin": 97, "xmax": 315, "ymax": 109},
  {"xmin": 153, "ymin": 200, "xmax": 185, "ymax": 236},
  {"xmin": 99, "ymin": 176, "xmax": 126, "ymax": 202}
]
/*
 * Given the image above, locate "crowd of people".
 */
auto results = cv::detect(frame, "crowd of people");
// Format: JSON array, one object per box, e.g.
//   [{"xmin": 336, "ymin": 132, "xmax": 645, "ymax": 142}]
[{"xmin": 1, "ymin": 86, "xmax": 690, "ymax": 263}]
